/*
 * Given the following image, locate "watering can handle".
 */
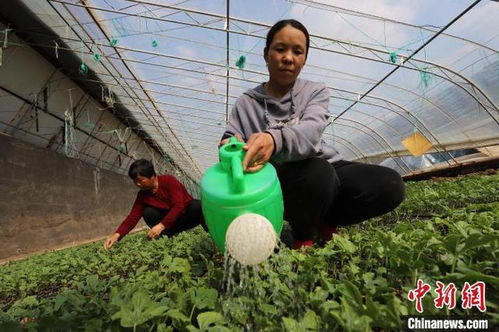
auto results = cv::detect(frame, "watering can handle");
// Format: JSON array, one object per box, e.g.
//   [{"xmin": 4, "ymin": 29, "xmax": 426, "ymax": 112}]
[{"xmin": 231, "ymin": 155, "xmax": 244, "ymax": 194}]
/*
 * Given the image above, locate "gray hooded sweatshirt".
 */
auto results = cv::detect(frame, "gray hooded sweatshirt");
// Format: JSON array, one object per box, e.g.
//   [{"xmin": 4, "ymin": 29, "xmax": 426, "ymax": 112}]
[{"xmin": 222, "ymin": 78, "xmax": 342, "ymax": 164}]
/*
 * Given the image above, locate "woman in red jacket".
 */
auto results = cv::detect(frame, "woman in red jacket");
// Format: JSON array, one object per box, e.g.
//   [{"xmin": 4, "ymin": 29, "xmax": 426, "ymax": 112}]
[{"xmin": 104, "ymin": 159, "xmax": 205, "ymax": 249}]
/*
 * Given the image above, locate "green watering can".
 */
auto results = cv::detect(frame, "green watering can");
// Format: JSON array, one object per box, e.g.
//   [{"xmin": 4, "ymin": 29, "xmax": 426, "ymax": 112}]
[{"xmin": 201, "ymin": 137, "xmax": 284, "ymax": 254}]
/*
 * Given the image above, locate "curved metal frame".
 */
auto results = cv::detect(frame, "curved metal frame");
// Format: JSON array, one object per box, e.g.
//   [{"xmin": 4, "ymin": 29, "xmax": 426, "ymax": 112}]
[
  {"xmin": 39, "ymin": 0, "xmax": 498, "ymax": 174},
  {"xmin": 77, "ymin": 59, "xmax": 459, "ymax": 166},
  {"xmin": 332, "ymin": 119, "xmax": 412, "ymax": 172},
  {"xmin": 327, "ymin": 135, "xmax": 368, "ymax": 162},
  {"xmin": 50, "ymin": 0, "xmax": 498, "ymax": 116},
  {"xmin": 41, "ymin": 32, "xmax": 496, "ymax": 137}
]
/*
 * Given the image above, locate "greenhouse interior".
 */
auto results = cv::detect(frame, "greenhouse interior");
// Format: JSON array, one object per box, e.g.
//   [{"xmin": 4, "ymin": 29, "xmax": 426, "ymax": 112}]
[{"xmin": 0, "ymin": 0, "xmax": 497, "ymax": 330}]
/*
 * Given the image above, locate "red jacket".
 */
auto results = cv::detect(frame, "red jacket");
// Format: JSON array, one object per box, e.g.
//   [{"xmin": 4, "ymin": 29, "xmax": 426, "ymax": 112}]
[{"xmin": 115, "ymin": 175, "xmax": 193, "ymax": 237}]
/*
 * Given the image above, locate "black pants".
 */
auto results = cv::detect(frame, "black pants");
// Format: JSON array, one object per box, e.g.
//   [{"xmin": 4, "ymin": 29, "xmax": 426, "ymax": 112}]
[
  {"xmin": 275, "ymin": 158, "xmax": 405, "ymax": 241},
  {"xmin": 142, "ymin": 199, "xmax": 206, "ymax": 237}
]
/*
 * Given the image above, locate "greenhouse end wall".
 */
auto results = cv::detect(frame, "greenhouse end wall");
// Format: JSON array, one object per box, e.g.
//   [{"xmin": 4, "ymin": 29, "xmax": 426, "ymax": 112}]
[{"xmin": 0, "ymin": 134, "xmax": 138, "ymax": 262}]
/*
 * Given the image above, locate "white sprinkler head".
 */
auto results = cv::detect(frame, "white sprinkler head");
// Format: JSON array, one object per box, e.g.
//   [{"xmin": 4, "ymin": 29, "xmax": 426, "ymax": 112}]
[{"xmin": 226, "ymin": 213, "xmax": 277, "ymax": 265}]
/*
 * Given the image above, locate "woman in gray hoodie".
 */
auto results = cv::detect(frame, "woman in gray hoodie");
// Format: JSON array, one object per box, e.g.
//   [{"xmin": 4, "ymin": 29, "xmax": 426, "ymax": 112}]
[{"xmin": 221, "ymin": 19, "xmax": 405, "ymax": 249}]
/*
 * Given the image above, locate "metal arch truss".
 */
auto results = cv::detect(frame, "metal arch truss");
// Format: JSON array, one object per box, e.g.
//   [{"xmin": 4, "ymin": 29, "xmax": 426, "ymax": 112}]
[
  {"xmin": 42, "ymin": 34, "xmax": 495, "ymax": 139},
  {"xmin": 50, "ymin": 39, "xmax": 478, "ymax": 163},
  {"xmin": 43, "ymin": 0, "xmax": 498, "ymax": 173},
  {"xmin": 331, "ymin": 119, "xmax": 413, "ymax": 173},
  {"xmin": 21, "ymin": 35, "xmax": 480, "ymax": 166},
  {"xmin": 327, "ymin": 135, "xmax": 368, "ymax": 163},
  {"xmin": 44, "ymin": 43, "xmax": 475, "ymax": 166},
  {"xmin": 50, "ymin": 0, "xmax": 498, "ymax": 118}
]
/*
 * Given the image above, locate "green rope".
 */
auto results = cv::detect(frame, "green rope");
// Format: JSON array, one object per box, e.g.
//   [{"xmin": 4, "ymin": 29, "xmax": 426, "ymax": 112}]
[
  {"xmin": 111, "ymin": 17, "xmax": 127, "ymax": 38},
  {"xmin": 419, "ymin": 67, "xmax": 432, "ymax": 89},
  {"xmin": 337, "ymin": 14, "xmax": 432, "ymax": 65},
  {"xmin": 338, "ymin": 13, "xmax": 385, "ymax": 49},
  {"xmin": 82, "ymin": 112, "xmax": 95, "ymax": 129},
  {"xmin": 64, "ymin": 108, "xmax": 78, "ymax": 158},
  {"xmin": 100, "ymin": 127, "xmax": 130, "ymax": 153},
  {"xmin": 117, "ymin": 142, "xmax": 127, "ymax": 153}
]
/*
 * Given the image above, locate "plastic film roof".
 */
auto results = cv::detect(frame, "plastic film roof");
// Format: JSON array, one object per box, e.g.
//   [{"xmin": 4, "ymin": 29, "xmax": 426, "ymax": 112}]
[{"xmin": 12, "ymin": 0, "xmax": 499, "ymax": 177}]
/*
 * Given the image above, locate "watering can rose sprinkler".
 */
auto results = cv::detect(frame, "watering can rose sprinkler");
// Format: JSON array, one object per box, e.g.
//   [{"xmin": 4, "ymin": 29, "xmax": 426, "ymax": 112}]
[{"xmin": 201, "ymin": 137, "xmax": 284, "ymax": 265}]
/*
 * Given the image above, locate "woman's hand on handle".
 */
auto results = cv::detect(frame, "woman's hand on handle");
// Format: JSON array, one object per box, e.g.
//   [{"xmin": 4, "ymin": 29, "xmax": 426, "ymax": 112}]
[{"xmin": 243, "ymin": 132, "xmax": 275, "ymax": 172}]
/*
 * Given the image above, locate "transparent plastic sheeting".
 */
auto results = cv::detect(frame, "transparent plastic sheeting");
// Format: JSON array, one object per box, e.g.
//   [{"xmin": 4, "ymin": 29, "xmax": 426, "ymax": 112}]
[{"xmin": 16, "ymin": 0, "xmax": 499, "ymax": 176}]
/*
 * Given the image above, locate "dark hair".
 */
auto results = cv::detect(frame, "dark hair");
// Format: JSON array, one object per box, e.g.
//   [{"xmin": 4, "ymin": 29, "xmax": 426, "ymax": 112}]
[
  {"xmin": 265, "ymin": 19, "xmax": 310, "ymax": 58},
  {"xmin": 128, "ymin": 159, "xmax": 156, "ymax": 179}
]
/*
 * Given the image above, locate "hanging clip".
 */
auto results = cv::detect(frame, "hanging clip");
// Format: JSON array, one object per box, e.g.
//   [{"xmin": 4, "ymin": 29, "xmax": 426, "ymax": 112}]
[
  {"xmin": 79, "ymin": 63, "xmax": 88, "ymax": 74},
  {"xmin": 54, "ymin": 40, "xmax": 59, "ymax": 59},
  {"xmin": 235, "ymin": 55, "xmax": 246, "ymax": 70},
  {"xmin": 389, "ymin": 51, "xmax": 397, "ymax": 64},
  {"xmin": 3, "ymin": 27, "xmax": 11, "ymax": 48},
  {"xmin": 104, "ymin": 87, "xmax": 114, "ymax": 106},
  {"xmin": 209, "ymin": 81, "xmax": 216, "ymax": 95},
  {"xmin": 32, "ymin": 93, "xmax": 38, "ymax": 109}
]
